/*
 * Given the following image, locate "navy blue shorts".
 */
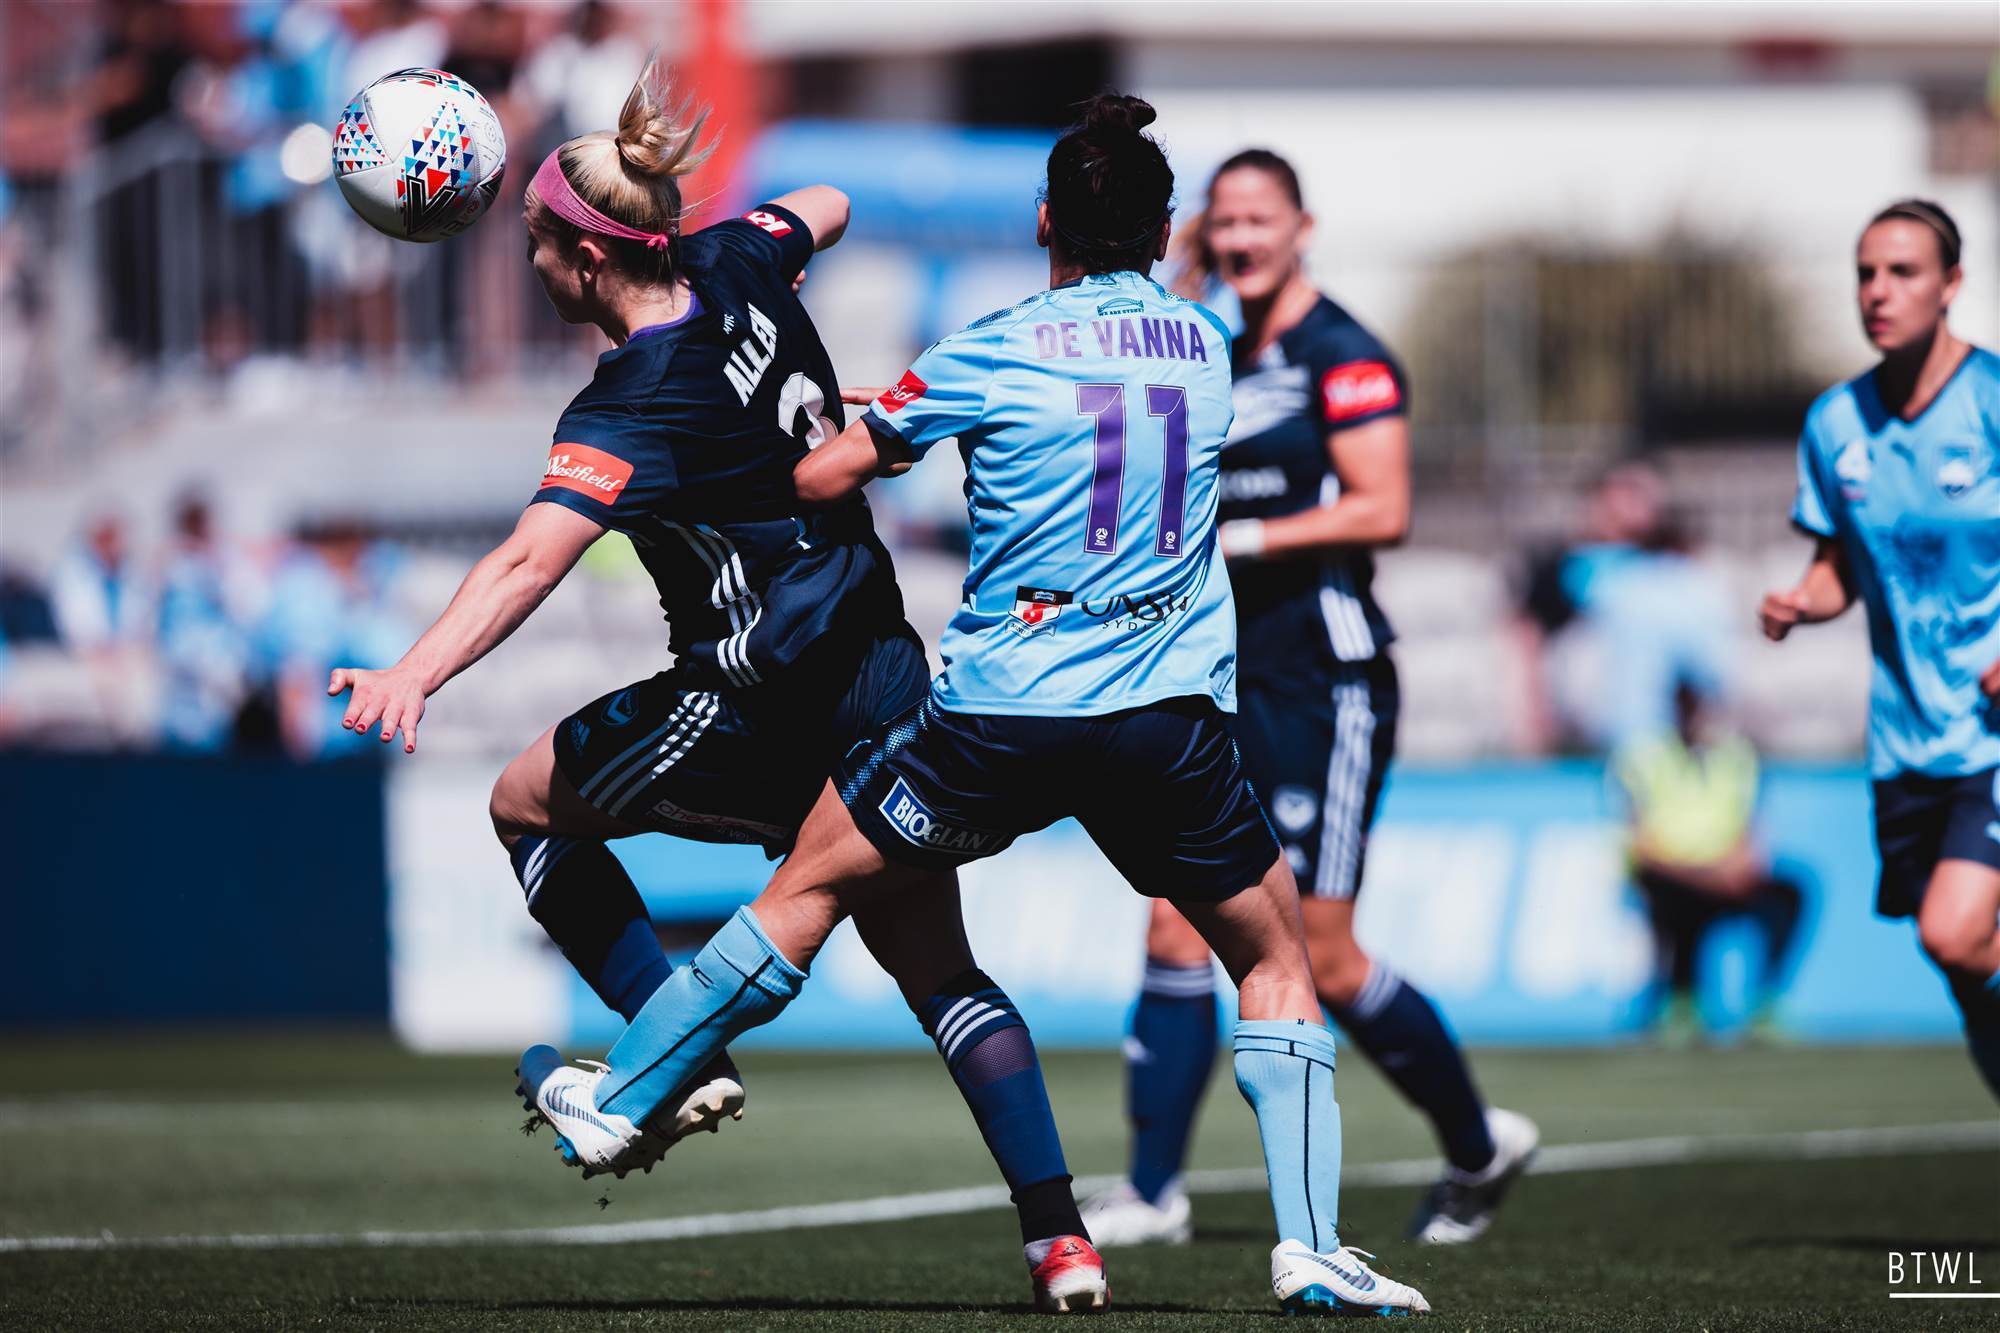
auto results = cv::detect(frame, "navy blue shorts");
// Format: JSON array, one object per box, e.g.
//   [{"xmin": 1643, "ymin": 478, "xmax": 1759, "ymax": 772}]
[
  {"xmin": 840, "ymin": 694, "xmax": 1281, "ymax": 901},
  {"xmin": 553, "ymin": 624, "xmax": 930, "ymax": 853},
  {"xmin": 1872, "ymin": 766, "xmax": 2000, "ymax": 918},
  {"xmin": 1233, "ymin": 657, "xmax": 1399, "ymax": 900}
]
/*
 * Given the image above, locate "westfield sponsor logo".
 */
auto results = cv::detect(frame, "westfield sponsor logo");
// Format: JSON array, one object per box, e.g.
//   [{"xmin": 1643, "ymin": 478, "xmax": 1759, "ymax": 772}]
[{"xmin": 540, "ymin": 443, "xmax": 634, "ymax": 498}]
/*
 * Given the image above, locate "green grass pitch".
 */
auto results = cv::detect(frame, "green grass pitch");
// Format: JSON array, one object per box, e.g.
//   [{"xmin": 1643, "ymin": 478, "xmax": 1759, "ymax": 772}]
[{"xmin": 1, "ymin": 1034, "xmax": 1994, "ymax": 1329}]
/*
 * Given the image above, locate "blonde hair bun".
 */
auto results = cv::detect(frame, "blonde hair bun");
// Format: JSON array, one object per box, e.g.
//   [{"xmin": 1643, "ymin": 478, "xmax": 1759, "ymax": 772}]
[
  {"xmin": 614, "ymin": 64, "xmax": 715, "ymax": 181},
  {"xmin": 542, "ymin": 53, "xmax": 716, "ymax": 281}
]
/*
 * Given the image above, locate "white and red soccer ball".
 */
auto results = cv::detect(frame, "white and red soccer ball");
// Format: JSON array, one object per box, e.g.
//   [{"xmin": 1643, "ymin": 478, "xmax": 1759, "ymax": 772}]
[{"xmin": 332, "ymin": 68, "xmax": 507, "ymax": 243}]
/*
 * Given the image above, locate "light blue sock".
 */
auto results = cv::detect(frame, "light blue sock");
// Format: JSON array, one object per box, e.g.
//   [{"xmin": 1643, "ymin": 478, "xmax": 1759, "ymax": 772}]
[
  {"xmin": 1234, "ymin": 1019, "xmax": 1341, "ymax": 1252},
  {"xmin": 598, "ymin": 906, "xmax": 806, "ymax": 1122}
]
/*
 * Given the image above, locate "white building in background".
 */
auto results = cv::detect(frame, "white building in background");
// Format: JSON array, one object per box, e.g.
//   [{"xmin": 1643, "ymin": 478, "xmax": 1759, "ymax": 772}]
[{"xmin": 743, "ymin": 0, "xmax": 1998, "ymax": 368}]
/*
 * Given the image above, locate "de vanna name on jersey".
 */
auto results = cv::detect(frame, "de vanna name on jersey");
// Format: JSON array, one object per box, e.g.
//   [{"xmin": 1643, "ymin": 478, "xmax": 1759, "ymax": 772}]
[{"xmin": 1033, "ymin": 316, "xmax": 1211, "ymax": 363}]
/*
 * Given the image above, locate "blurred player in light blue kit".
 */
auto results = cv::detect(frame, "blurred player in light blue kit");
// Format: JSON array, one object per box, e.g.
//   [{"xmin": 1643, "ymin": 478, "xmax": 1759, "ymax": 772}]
[
  {"xmin": 532, "ymin": 94, "xmax": 1431, "ymax": 1317},
  {"xmin": 1762, "ymin": 199, "xmax": 2000, "ymax": 1099},
  {"xmin": 1082, "ymin": 149, "xmax": 1536, "ymax": 1252}
]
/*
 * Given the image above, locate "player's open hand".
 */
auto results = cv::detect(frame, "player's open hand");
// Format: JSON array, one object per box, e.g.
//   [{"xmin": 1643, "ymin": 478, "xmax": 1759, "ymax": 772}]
[
  {"xmin": 328, "ymin": 665, "xmax": 427, "ymax": 754},
  {"xmin": 1981, "ymin": 656, "xmax": 2000, "ymax": 700},
  {"xmin": 839, "ymin": 386, "xmax": 885, "ymax": 406},
  {"xmin": 1759, "ymin": 587, "xmax": 1812, "ymax": 642}
]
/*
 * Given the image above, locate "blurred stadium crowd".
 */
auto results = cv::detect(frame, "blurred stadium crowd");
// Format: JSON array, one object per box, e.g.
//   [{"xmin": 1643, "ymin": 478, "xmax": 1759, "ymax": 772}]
[
  {"xmin": 1, "ymin": 0, "xmax": 636, "ymax": 395},
  {"xmin": 0, "ymin": 0, "xmax": 644, "ymax": 753},
  {"xmin": 0, "ymin": 494, "xmax": 410, "ymax": 756},
  {"xmin": 1, "ymin": 0, "xmax": 1992, "ymax": 769}
]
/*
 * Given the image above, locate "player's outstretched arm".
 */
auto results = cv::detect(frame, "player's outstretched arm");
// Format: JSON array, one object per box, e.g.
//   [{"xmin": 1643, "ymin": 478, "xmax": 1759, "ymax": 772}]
[
  {"xmin": 328, "ymin": 503, "xmax": 604, "ymax": 752},
  {"xmin": 794, "ymin": 417, "xmax": 915, "ymax": 506},
  {"xmin": 1759, "ymin": 537, "xmax": 1854, "ymax": 642},
  {"xmin": 767, "ymin": 186, "xmax": 850, "ymax": 253}
]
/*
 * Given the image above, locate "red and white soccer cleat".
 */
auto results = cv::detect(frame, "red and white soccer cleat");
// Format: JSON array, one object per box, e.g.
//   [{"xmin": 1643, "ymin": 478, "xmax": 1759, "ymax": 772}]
[{"xmin": 1026, "ymin": 1234, "xmax": 1110, "ymax": 1314}]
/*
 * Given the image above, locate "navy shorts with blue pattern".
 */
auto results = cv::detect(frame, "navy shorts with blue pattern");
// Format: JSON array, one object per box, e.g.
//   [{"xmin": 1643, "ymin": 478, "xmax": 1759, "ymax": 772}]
[
  {"xmin": 1233, "ymin": 656, "xmax": 1399, "ymax": 900},
  {"xmin": 839, "ymin": 694, "xmax": 1280, "ymax": 901},
  {"xmin": 1872, "ymin": 765, "xmax": 2000, "ymax": 918},
  {"xmin": 553, "ymin": 624, "xmax": 930, "ymax": 853}
]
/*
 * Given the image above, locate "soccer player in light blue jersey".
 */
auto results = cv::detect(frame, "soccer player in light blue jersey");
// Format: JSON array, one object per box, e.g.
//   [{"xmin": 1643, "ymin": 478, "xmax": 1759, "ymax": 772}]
[
  {"xmin": 1082, "ymin": 147, "xmax": 1537, "ymax": 1255},
  {"xmin": 527, "ymin": 94, "xmax": 1431, "ymax": 1317},
  {"xmin": 1761, "ymin": 199, "xmax": 2000, "ymax": 1099}
]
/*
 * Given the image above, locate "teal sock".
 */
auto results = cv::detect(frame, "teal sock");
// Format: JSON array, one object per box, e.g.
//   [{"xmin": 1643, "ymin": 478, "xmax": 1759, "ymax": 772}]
[
  {"xmin": 598, "ymin": 906, "xmax": 805, "ymax": 1122},
  {"xmin": 1233, "ymin": 1019, "xmax": 1341, "ymax": 1252}
]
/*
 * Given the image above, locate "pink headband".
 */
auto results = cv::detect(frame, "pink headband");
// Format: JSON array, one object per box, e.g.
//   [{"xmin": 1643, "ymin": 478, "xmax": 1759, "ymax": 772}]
[{"xmin": 531, "ymin": 149, "xmax": 673, "ymax": 251}]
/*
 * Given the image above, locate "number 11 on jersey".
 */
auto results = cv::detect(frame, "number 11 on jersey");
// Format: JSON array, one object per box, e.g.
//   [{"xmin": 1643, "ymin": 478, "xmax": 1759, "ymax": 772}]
[{"xmin": 1079, "ymin": 383, "xmax": 1190, "ymax": 558}]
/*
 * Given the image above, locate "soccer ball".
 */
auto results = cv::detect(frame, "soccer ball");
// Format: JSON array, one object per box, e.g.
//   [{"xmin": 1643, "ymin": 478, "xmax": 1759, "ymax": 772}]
[{"xmin": 332, "ymin": 68, "xmax": 507, "ymax": 243}]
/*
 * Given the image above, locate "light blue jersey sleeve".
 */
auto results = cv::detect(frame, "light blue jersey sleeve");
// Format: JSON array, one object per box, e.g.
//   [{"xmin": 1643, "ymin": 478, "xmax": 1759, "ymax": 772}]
[
  {"xmin": 1790, "ymin": 411, "xmax": 1837, "ymax": 539},
  {"xmin": 864, "ymin": 327, "xmax": 998, "ymax": 459}
]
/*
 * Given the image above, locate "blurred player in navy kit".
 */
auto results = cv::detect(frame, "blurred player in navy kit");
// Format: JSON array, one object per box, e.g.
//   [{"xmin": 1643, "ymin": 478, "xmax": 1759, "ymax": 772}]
[
  {"xmin": 1082, "ymin": 149, "xmax": 1538, "ymax": 1249},
  {"xmin": 325, "ymin": 62, "xmax": 1089, "ymax": 1268},
  {"xmin": 1762, "ymin": 199, "xmax": 2000, "ymax": 1100}
]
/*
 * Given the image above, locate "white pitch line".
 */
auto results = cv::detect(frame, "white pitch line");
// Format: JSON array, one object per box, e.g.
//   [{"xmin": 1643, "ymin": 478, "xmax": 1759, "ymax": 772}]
[
  {"xmin": 1179, "ymin": 1117, "xmax": 2000, "ymax": 1195},
  {"xmin": 2, "ymin": 1119, "xmax": 1993, "ymax": 1256}
]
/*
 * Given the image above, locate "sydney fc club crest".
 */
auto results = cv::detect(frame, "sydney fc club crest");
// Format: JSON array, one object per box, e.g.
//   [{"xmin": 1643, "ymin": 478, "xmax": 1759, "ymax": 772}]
[
  {"xmin": 1935, "ymin": 443, "xmax": 1979, "ymax": 500},
  {"xmin": 1834, "ymin": 438, "xmax": 1871, "ymax": 500},
  {"xmin": 1010, "ymin": 585, "xmax": 1072, "ymax": 637}
]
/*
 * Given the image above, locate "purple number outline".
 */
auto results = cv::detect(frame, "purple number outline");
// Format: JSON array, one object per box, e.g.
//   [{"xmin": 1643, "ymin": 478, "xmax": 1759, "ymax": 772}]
[
  {"xmin": 1077, "ymin": 383, "xmax": 1125, "ymax": 555},
  {"xmin": 1147, "ymin": 384, "xmax": 1189, "ymax": 558}
]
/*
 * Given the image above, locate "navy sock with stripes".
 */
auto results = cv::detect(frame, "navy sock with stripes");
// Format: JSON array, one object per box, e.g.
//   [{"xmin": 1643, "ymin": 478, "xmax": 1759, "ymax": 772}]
[
  {"xmin": 1234, "ymin": 1019, "xmax": 1341, "ymax": 1251},
  {"xmin": 1326, "ymin": 964, "xmax": 1495, "ymax": 1174},
  {"xmin": 1126, "ymin": 958, "xmax": 1220, "ymax": 1204},
  {"xmin": 921, "ymin": 970, "xmax": 1081, "ymax": 1243},
  {"xmin": 1948, "ymin": 965, "xmax": 2000, "ymax": 1101},
  {"xmin": 509, "ymin": 836, "xmax": 673, "ymax": 1022}
]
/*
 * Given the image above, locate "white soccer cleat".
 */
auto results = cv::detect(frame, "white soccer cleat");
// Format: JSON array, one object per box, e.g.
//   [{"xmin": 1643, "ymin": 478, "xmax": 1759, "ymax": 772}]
[
  {"xmin": 1409, "ymin": 1107, "xmax": 1540, "ymax": 1245},
  {"xmin": 661, "ymin": 1069, "xmax": 746, "ymax": 1143},
  {"xmin": 1027, "ymin": 1234, "xmax": 1110, "ymax": 1313},
  {"xmin": 1271, "ymin": 1241, "xmax": 1431, "ymax": 1317},
  {"xmin": 516, "ymin": 1045, "xmax": 745, "ymax": 1181},
  {"xmin": 525, "ymin": 1059, "xmax": 652, "ymax": 1180},
  {"xmin": 1077, "ymin": 1179, "xmax": 1193, "ymax": 1247}
]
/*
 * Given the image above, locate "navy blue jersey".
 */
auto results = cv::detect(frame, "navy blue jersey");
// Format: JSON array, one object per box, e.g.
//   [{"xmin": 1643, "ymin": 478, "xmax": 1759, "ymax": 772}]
[
  {"xmin": 529, "ymin": 203, "xmax": 905, "ymax": 689},
  {"xmin": 1218, "ymin": 295, "xmax": 1405, "ymax": 676}
]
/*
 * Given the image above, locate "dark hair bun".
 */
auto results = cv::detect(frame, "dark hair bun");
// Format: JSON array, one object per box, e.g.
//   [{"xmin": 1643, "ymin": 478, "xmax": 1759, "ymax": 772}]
[
  {"xmin": 1041, "ymin": 89, "xmax": 1175, "ymax": 273},
  {"xmin": 1082, "ymin": 93, "xmax": 1157, "ymax": 137}
]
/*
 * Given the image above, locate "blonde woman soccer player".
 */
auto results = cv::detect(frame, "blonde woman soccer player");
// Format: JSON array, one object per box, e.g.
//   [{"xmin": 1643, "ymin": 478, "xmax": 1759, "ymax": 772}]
[
  {"xmin": 327, "ymin": 63, "xmax": 1098, "ymax": 1292},
  {"xmin": 1762, "ymin": 199, "xmax": 2000, "ymax": 1099}
]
